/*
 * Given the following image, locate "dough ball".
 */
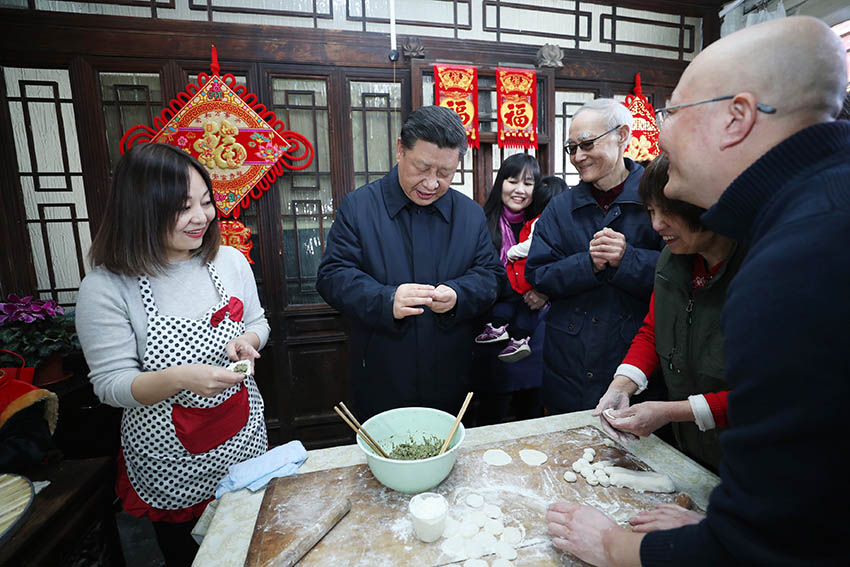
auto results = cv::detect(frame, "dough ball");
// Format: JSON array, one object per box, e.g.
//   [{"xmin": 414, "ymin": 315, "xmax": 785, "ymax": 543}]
[
  {"xmin": 580, "ymin": 467, "xmax": 596, "ymax": 480},
  {"xmin": 563, "ymin": 470, "xmax": 578, "ymax": 483},
  {"xmin": 492, "ymin": 560, "xmax": 515, "ymax": 567},
  {"xmin": 519, "ymin": 448, "xmax": 548, "ymax": 466},
  {"xmin": 471, "ymin": 509, "xmax": 488, "ymax": 527},
  {"xmin": 484, "ymin": 503, "xmax": 502, "ymax": 519},
  {"xmin": 582, "ymin": 448, "xmax": 596, "ymax": 463},
  {"xmin": 500, "ymin": 526, "xmax": 523, "ymax": 546},
  {"xmin": 463, "ymin": 559, "xmax": 488, "ymax": 567},
  {"xmin": 460, "ymin": 521, "xmax": 479, "ymax": 538},
  {"xmin": 587, "ymin": 476, "xmax": 599, "ymax": 486},
  {"xmin": 483, "ymin": 449, "xmax": 512, "ymax": 466},
  {"xmin": 598, "ymin": 476, "xmax": 611, "ymax": 487},
  {"xmin": 466, "ymin": 493, "xmax": 485, "ymax": 508},
  {"xmin": 440, "ymin": 535, "xmax": 466, "ymax": 558},
  {"xmin": 572, "ymin": 458, "xmax": 590, "ymax": 472},
  {"xmin": 484, "ymin": 518, "xmax": 504, "ymax": 536},
  {"xmin": 494, "ymin": 541, "xmax": 518, "ymax": 560},
  {"xmin": 591, "ymin": 460, "xmax": 612, "ymax": 470}
]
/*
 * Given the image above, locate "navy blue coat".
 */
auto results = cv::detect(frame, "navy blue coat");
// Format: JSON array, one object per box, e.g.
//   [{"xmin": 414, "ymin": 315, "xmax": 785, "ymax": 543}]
[
  {"xmin": 525, "ymin": 159, "xmax": 662, "ymax": 412},
  {"xmin": 316, "ymin": 166, "xmax": 505, "ymax": 420}
]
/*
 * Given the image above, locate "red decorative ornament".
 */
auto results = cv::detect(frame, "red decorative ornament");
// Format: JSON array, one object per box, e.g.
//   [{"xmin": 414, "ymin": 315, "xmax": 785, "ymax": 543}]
[
  {"xmin": 220, "ymin": 220, "xmax": 255, "ymax": 264},
  {"xmin": 434, "ymin": 64, "xmax": 479, "ymax": 149},
  {"xmin": 622, "ymin": 73, "xmax": 661, "ymax": 162},
  {"xmin": 119, "ymin": 46, "xmax": 314, "ymax": 219},
  {"xmin": 496, "ymin": 68, "xmax": 538, "ymax": 149}
]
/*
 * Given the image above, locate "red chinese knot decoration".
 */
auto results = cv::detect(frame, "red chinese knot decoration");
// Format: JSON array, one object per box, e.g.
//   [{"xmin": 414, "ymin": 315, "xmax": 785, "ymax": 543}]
[
  {"xmin": 434, "ymin": 64, "xmax": 479, "ymax": 149},
  {"xmin": 119, "ymin": 46, "xmax": 315, "ymax": 263},
  {"xmin": 496, "ymin": 68, "xmax": 538, "ymax": 149},
  {"xmin": 622, "ymin": 73, "xmax": 661, "ymax": 162}
]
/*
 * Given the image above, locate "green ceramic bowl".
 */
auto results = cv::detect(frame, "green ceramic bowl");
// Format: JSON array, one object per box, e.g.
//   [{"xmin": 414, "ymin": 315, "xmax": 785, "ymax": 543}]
[{"xmin": 357, "ymin": 407, "xmax": 465, "ymax": 494}]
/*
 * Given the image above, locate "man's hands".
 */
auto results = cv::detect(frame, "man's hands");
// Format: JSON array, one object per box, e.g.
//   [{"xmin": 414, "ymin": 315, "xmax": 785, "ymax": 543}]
[
  {"xmin": 629, "ymin": 504, "xmax": 704, "ymax": 533},
  {"xmin": 593, "ymin": 377, "xmax": 639, "ymax": 442},
  {"xmin": 523, "ymin": 289, "xmax": 549, "ymax": 310},
  {"xmin": 589, "ymin": 228, "xmax": 627, "ymax": 272},
  {"xmin": 392, "ymin": 283, "xmax": 457, "ymax": 319},
  {"xmin": 547, "ymin": 502, "xmax": 643, "ymax": 567}
]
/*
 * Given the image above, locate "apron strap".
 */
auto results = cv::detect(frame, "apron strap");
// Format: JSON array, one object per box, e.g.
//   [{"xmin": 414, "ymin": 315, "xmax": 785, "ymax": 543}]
[
  {"xmin": 207, "ymin": 263, "xmax": 229, "ymax": 301},
  {"xmin": 137, "ymin": 276, "xmax": 159, "ymax": 318}
]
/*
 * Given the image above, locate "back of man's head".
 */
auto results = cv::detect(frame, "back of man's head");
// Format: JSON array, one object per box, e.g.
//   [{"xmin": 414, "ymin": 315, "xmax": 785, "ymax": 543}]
[{"xmin": 400, "ymin": 105, "xmax": 468, "ymax": 157}]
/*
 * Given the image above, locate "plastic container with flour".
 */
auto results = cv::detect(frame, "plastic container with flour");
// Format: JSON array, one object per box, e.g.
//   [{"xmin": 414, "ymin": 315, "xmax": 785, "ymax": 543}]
[{"xmin": 408, "ymin": 492, "xmax": 448, "ymax": 543}]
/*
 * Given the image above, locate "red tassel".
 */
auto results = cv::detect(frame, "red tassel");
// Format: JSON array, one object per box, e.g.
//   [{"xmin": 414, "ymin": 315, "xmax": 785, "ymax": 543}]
[
  {"xmin": 634, "ymin": 73, "xmax": 642, "ymax": 96},
  {"xmin": 210, "ymin": 45, "xmax": 220, "ymax": 76}
]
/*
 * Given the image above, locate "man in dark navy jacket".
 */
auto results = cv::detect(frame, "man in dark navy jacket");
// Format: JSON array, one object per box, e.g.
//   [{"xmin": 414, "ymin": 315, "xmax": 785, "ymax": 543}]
[
  {"xmin": 546, "ymin": 16, "xmax": 850, "ymax": 567},
  {"xmin": 526, "ymin": 98, "xmax": 663, "ymax": 414},
  {"xmin": 317, "ymin": 106, "xmax": 504, "ymax": 420}
]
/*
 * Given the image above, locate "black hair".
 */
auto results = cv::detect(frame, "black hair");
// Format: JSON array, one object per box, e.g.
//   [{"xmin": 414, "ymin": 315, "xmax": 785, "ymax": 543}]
[
  {"xmin": 483, "ymin": 154, "xmax": 541, "ymax": 249},
  {"xmin": 399, "ymin": 105, "xmax": 468, "ymax": 157},
  {"xmin": 526, "ymin": 176, "xmax": 567, "ymax": 219},
  {"xmin": 89, "ymin": 143, "xmax": 219, "ymax": 276},
  {"xmin": 637, "ymin": 153, "xmax": 705, "ymax": 232}
]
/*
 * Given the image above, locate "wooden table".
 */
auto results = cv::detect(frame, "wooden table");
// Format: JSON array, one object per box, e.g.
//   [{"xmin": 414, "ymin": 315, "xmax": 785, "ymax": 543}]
[{"xmin": 193, "ymin": 410, "xmax": 721, "ymax": 567}]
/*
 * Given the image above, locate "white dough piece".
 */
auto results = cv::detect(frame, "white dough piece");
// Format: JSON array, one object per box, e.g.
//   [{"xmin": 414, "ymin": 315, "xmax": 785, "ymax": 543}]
[
  {"xmin": 483, "ymin": 449, "xmax": 512, "ymax": 466},
  {"xmin": 500, "ymin": 526, "xmax": 523, "ymax": 546},
  {"xmin": 226, "ymin": 359, "xmax": 252, "ymax": 374},
  {"xmin": 471, "ymin": 510, "xmax": 488, "ymax": 527},
  {"xmin": 519, "ymin": 448, "xmax": 548, "ymax": 466},
  {"xmin": 463, "ymin": 560, "xmax": 489, "ymax": 567},
  {"xmin": 443, "ymin": 516, "xmax": 460, "ymax": 537},
  {"xmin": 563, "ymin": 470, "xmax": 578, "ymax": 482},
  {"xmin": 466, "ymin": 493, "xmax": 485, "ymax": 508},
  {"xmin": 494, "ymin": 541, "xmax": 518, "ymax": 560},
  {"xmin": 602, "ymin": 438, "xmax": 617, "ymax": 447},
  {"xmin": 603, "ymin": 466, "xmax": 676, "ymax": 493},
  {"xmin": 583, "ymin": 447, "xmax": 596, "ymax": 458},
  {"xmin": 598, "ymin": 475, "xmax": 611, "ymax": 487},
  {"xmin": 483, "ymin": 503, "xmax": 502, "ymax": 519},
  {"xmin": 591, "ymin": 460, "xmax": 612, "ymax": 470},
  {"xmin": 580, "ymin": 467, "xmax": 596, "ymax": 481},
  {"xmin": 440, "ymin": 535, "xmax": 466, "ymax": 558},
  {"xmin": 492, "ymin": 560, "xmax": 514, "ymax": 567},
  {"xmin": 582, "ymin": 448, "xmax": 595, "ymax": 463},
  {"xmin": 571, "ymin": 458, "xmax": 590, "ymax": 472},
  {"xmin": 460, "ymin": 521, "xmax": 480, "ymax": 538},
  {"xmin": 466, "ymin": 531, "xmax": 497, "ymax": 558},
  {"xmin": 484, "ymin": 518, "xmax": 504, "ymax": 536},
  {"xmin": 586, "ymin": 476, "xmax": 599, "ymax": 486}
]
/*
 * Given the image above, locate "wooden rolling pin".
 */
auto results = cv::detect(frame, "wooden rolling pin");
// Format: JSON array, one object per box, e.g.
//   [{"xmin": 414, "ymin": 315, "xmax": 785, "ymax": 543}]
[{"xmin": 270, "ymin": 497, "xmax": 351, "ymax": 567}]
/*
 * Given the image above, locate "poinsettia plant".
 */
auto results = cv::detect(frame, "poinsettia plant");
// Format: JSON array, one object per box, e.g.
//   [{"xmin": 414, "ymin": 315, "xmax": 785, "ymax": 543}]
[{"xmin": 0, "ymin": 294, "xmax": 80, "ymax": 369}]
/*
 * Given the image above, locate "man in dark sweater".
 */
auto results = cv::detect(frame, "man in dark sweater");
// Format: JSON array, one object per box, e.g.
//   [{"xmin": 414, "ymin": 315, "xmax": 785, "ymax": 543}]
[{"xmin": 546, "ymin": 16, "xmax": 850, "ymax": 566}]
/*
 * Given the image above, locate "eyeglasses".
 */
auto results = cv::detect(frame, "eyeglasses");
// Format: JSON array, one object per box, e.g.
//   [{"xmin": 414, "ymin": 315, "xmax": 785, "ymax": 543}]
[
  {"xmin": 655, "ymin": 95, "xmax": 776, "ymax": 127},
  {"xmin": 565, "ymin": 126, "xmax": 619, "ymax": 155}
]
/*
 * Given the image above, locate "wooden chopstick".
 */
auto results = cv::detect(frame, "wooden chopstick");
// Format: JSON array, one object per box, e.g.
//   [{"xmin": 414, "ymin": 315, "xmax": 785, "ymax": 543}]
[
  {"xmin": 338, "ymin": 402, "xmax": 389, "ymax": 458},
  {"xmin": 332, "ymin": 405, "xmax": 388, "ymax": 458},
  {"xmin": 439, "ymin": 391, "xmax": 474, "ymax": 455}
]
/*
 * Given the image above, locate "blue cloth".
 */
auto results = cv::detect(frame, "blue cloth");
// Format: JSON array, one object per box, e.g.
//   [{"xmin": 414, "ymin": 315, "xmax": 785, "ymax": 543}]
[
  {"xmin": 316, "ymin": 166, "xmax": 505, "ymax": 420},
  {"xmin": 525, "ymin": 159, "xmax": 662, "ymax": 412},
  {"xmin": 640, "ymin": 121, "xmax": 850, "ymax": 565},
  {"xmin": 214, "ymin": 440, "xmax": 307, "ymax": 498}
]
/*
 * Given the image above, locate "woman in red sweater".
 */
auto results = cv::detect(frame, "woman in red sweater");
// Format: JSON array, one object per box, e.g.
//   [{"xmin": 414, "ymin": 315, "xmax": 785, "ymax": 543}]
[{"xmin": 593, "ymin": 154, "xmax": 744, "ymax": 472}]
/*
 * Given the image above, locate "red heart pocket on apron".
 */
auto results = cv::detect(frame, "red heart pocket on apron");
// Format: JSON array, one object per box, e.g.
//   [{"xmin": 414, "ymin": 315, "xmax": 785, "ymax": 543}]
[{"xmin": 171, "ymin": 383, "xmax": 250, "ymax": 454}]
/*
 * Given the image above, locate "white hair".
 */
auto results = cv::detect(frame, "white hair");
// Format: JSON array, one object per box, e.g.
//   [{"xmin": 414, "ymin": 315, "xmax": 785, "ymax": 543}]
[{"xmin": 573, "ymin": 98, "xmax": 633, "ymax": 148}]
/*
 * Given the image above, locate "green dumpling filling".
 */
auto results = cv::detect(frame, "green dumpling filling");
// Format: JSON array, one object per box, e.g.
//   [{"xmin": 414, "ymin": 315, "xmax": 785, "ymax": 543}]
[{"xmin": 386, "ymin": 435, "xmax": 443, "ymax": 460}]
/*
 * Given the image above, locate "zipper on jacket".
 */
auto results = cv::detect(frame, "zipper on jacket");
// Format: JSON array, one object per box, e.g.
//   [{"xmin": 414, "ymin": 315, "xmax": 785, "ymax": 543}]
[
  {"xmin": 686, "ymin": 298, "xmax": 694, "ymax": 325},
  {"xmin": 667, "ymin": 347, "xmax": 677, "ymax": 372}
]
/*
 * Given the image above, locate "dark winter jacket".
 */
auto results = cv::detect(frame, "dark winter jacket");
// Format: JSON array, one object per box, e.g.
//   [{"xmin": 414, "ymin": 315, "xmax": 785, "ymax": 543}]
[
  {"xmin": 525, "ymin": 159, "xmax": 663, "ymax": 412},
  {"xmin": 316, "ymin": 166, "xmax": 505, "ymax": 420}
]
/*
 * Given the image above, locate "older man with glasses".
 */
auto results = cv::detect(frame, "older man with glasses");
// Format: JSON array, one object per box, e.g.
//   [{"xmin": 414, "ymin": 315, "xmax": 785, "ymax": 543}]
[
  {"xmin": 526, "ymin": 98, "xmax": 663, "ymax": 415},
  {"xmin": 546, "ymin": 16, "xmax": 850, "ymax": 567}
]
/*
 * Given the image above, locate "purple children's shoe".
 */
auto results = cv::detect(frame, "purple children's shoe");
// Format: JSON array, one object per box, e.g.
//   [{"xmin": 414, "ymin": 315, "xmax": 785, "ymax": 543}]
[
  {"xmin": 498, "ymin": 337, "xmax": 531, "ymax": 363},
  {"xmin": 475, "ymin": 323, "xmax": 509, "ymax": 344}
]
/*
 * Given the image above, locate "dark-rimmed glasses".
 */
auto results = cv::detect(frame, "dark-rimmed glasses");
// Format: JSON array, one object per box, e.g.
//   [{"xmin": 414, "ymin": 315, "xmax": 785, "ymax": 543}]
[
  {"xmin": 565, "ymin": 126, "xmax": 619, "ymax": 155},
  {"xmin": 655, "ymin": 95, "xmax": 776, "ymax": 127}
]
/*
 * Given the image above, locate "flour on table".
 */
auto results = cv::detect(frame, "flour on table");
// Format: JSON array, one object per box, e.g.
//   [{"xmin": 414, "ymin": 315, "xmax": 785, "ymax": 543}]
[
  {"xmin": 463, "ymin": 559, "xmax": 488, "ymax": 567},
  {"xmin": 460, "ymin": 521, "xmax": 479, "ymax": 538},
  {"xmin": 483, "ymin": 449, "xmax": 512, "ymax": 466},
  {"xmin": 603, "ymin": 466, "xmax": 675, "ymax": 493},
  {"xmin": 494, "ymin": 540, "xmax": 518, "ymax": 560},
  {"xmin": 492, "ymin": 559, "xmax": 515, "ymax": 567},
  {"xmin": 466, "ymin": 493, "xmax": 485, "ymax": 508},
  {"xmin": 563, "ymin": 470, "xmax": 577, "ymax": 483},
  {"xmin": 519, "ymin": 449, "xmax": 548, "ymax": 466},
  {"xmin": 471, "ymin": 509, "xmax": 488, "ymax": 527},
  {"xmin": 440, "ymin": 534, "xmax": 466, "ymax": 558}
]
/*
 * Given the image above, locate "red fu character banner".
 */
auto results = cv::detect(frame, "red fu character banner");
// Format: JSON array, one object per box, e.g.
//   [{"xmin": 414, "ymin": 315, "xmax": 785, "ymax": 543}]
[
  {"xmin": 622, "ymin": 73, "xmax": 661, "ymax": 162},
  {"xmin": 434, "ymin": 64, "xmax": 479, "ymax": 149},
  {"xmin": 496, "ymin": 68, "xmax": 537, "ymax": 149}
]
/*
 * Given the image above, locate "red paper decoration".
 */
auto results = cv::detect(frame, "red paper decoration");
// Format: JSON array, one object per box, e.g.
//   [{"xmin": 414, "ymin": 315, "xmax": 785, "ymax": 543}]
[
  {"xmin": 622, "ymin": 73, "xmax": 661, "ymax": 162},
  {"xmin": 434, "ymin": 64, "xmax": 479, "ymax": 149},
  {"xmin": 496, "ymin": 68, "xmax": 538, "ymax": 149},
  {"xmin": 220, "ymin": 220, "xmax": 255, "ymax": 265}
]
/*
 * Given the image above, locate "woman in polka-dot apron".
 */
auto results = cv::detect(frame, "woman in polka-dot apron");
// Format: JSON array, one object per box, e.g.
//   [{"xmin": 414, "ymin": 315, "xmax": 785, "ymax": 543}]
[{"xmin": 75, "ymin": 144, "xmax": 270, "ymax": 567}]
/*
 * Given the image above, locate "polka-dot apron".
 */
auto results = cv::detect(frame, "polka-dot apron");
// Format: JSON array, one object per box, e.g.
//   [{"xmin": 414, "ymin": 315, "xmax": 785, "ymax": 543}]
[{"xmin": 120, "ymin": 263, "xmax": 267, "ymax": 510}]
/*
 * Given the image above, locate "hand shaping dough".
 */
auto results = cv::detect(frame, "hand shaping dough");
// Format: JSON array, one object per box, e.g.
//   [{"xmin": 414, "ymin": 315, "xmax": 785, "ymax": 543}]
[
  {"xmin": 603, "ymin": 466, "xmax": 675, "ymax": 493},
  {"xmin": 483, "ymin": 449, "xmax": 512, "ymax": 466}
]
